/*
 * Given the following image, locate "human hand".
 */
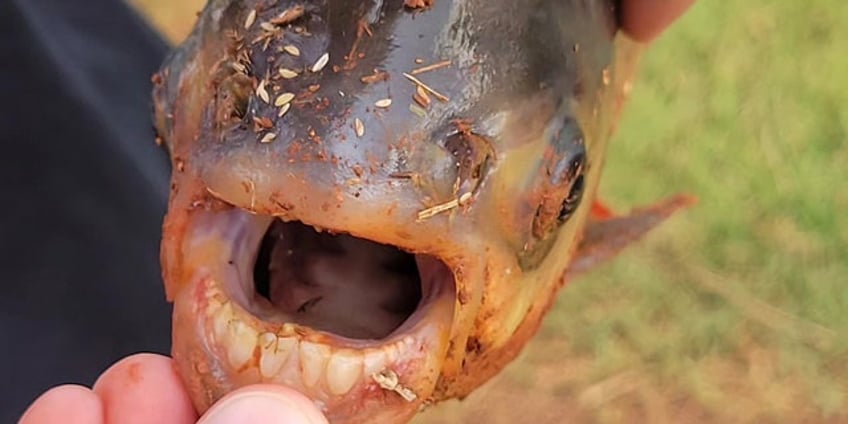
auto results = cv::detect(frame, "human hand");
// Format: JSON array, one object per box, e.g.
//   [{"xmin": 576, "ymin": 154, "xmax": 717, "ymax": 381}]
[
  {"xmin": 619, "ymin": 0, "xmax": 697, "ymax": 42},
  {"xmin": 20, "ymin": 353, "xmax": 328, "ymax": 424}
]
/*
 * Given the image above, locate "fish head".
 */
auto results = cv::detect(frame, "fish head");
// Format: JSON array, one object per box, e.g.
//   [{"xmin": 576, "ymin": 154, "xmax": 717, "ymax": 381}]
[{"xmin": 152, "ymin": 0, "xmax": 677, "ymax": 422}]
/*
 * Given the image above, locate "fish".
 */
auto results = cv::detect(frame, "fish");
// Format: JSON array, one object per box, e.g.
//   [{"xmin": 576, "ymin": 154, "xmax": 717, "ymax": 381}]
[{"xmin": 151, "ymin": 0, "xmax": 693, "ymax": 422}]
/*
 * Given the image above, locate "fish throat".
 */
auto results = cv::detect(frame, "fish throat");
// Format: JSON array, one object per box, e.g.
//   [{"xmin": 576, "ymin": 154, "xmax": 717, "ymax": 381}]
[{"xmin": 251, "ymin": 219, "xmax": 429, "ymax": 340}]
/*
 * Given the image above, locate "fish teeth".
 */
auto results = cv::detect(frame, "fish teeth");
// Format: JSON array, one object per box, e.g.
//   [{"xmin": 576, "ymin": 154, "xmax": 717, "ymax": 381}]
[
  {"xmin": 299, "ymin": 341, "xmax": 330, "ymax": 389},
  {"xmin": 362, "ymin": 349, "xmax": 388, "ymax": 378},
  {"xmin": 209, "ymin": 302, "xmax": 412, "ymax": 397},
  {"xmin": 259, "ymin": 333, "xmax": 296, "ymax": 378},
  {"xmin": 226, "ymin": 320, "xmax": 258, "ymax": 368},
  {"xmin": 211, "ymin": 302, "xmax": 234, "ymax": 345},
  {"xmin": 325, "ymin": 349, "xmax": 363, "ymax": 395}
]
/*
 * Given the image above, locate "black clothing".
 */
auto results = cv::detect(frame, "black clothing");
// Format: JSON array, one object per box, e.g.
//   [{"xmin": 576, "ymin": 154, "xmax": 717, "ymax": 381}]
[{"xmin": 0, "ymin": 1, "xmax": 173, "ymax": 420}]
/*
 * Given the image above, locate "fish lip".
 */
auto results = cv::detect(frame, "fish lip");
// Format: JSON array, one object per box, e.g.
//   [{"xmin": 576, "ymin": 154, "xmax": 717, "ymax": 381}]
[{"xmin": 169, "ymin": 204, "xmax": 458, "ymax": 420}]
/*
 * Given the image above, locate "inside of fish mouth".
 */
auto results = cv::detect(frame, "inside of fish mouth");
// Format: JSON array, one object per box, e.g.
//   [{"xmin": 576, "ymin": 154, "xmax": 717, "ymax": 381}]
[{"xmin": 220, "ymin": 209, "xmax": 451, "ymax": 341}]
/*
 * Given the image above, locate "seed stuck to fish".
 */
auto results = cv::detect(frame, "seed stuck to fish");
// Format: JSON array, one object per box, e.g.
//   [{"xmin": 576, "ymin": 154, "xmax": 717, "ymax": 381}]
[
  {"xmin": 278, "ymin": 102, "xmax": 291, "ymax": 117},
  {"xmin": 256, "ymin": 80, "xmax": 270, "ymax": 104},
  {"xmin": 373, "ymin": 369, "xmax": 418, "ymax": 402},
  {"xmin": 354, "ymin": 118, "xmax": 365, "ymax": 137},
  {"xmin": 260, "ymin": 22, "xmax": 279, "ymax": 33},
  {"xmin": 244, "ymin": 9, "xmax": 257, "ymax": 30},
  {"xmin": 375, "ymin": 98, "xmax": 392, "ymax": 108},
  {"xmin": 283, "ymin": 45, "xmax": 301, "ymax": 56},
  {"xmin": 275, "ymin": 92, "xmax": 295, "ymax": 107},
  {"xmin": 311, "ymin": 53, "xmax": 330, "ymax": 73},
  {"xmin": 278, "ymin": 68, "xmax": 299, "ymax": 79},
  {"xmin": 260, "ymin": 132, "xmax": 277, "ymax": 143}
]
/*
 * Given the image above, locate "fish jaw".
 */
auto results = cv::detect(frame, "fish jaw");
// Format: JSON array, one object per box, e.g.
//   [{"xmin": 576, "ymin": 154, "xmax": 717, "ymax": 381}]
[
  {"xmin": 154, "ymin": 0, "xmax": 629, "ymax": 421},
  {"xmin": 168, "ymin": 208, "xmax": 456, "ymax": 422}
]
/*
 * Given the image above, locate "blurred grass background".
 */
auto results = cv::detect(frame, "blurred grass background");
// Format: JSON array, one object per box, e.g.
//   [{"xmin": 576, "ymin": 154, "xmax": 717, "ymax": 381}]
[{"xmin": 129, "ymin": 0, "xmax": 848, "ymax": 422}]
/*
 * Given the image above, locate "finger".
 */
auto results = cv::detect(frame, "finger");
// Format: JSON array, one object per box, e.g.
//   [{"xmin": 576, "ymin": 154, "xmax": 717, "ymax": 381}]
[
  {"xmin": 20, "ymin": 384, "xmax": 103, "ymax": 424},
  {"xmin": 92, "ymin": 353, "xmax": 197, "ymax": 424},
  {"xmin": 199, "ymin": 385, "xmax": 328, "ymax": 424},
  {"xmin": 619, "ymin": 0, "xmax": 696, "ymax": 42}
]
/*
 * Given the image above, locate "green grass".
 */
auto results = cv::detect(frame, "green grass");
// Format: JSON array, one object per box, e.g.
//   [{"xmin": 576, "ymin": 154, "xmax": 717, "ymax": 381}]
[
  {"xmin": 132, "ymin": 0, "xmax": 848, "ymax": 421},
  {"xmin": 424, "ymin": 1, "xmax": 848, "ymax": 421}
]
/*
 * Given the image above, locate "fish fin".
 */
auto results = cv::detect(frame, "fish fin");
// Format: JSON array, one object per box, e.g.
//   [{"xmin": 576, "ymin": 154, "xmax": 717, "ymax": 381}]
[
  {"xmin": 591, "ymin": 200, "xmax": 616, "ymax": 220},
  {"xmin": 565, "ymin": 194, "xmax": 697, "ymax": 279}
]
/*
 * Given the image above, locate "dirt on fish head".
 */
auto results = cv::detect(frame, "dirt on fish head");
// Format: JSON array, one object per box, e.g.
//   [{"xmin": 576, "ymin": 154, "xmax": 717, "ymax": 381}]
[{"xmin": 152, "ymin": 0, "xmax": 689, "ymax": 422}]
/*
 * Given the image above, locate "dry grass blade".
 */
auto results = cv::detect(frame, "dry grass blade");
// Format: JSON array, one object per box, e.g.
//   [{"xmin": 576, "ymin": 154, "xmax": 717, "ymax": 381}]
[
  {"xmin": 656, "ymin": 249, "xmax": 837, "ymax": 348},
  {"xmin": 402, "ymin": 73, "xmax": 449, "ymax": 102},
  {"xmin": 373, "ymin": 369, "xmax": 418, "ymax": 402},
  {"xmin": 417, "ymin": 198, "xmax": 460, "ymax": 221},
  {"xmin": 577, "ymin": 370, "xmax": 644, "ymax": 409},
  {"xmin": 410, "ymin": 59, "xmax": 451, "ymax": 75},
  {"xmin": 270, "ymin": 5, "xmax": 305, "ymax": 25}
]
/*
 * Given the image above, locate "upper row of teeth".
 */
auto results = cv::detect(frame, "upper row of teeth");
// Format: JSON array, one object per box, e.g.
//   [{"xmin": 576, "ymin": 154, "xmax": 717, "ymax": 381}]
[{"xmin": 208, "ymin": 297, "xmax": 417, "ymax": 399}]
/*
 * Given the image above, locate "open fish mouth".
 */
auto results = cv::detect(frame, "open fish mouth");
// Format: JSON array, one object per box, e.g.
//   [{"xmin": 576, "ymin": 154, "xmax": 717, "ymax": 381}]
[{"xmin": 172, "ymin": 204, "xmax": 457, "ymax": 420}]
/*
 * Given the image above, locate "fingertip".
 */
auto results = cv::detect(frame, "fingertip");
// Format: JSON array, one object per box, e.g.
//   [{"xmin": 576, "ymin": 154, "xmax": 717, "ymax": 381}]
[
  {"xmin": 619, "ymin": 0, "xmax": 696, "ymax": 43},
  {"xmin": 20, "ymin": 385, "xmax": 103, "ymax": 424},
  {"xmin": 92, "ymin": 353, "xmax": 197, "ymax": 424},
  {"xmin": 199, "ymin": 385, "xmax": 328, "ymax": 424}
]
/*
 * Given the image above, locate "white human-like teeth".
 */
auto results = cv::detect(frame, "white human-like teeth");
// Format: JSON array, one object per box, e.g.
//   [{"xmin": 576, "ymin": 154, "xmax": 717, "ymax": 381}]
[
  {"xmin": 226, "ymin": 320, "xmax": 259, "ymax": 368},
  {"xmin": 362, "ymin": 349, "xmax": 388, "ymax": 378},
  {"xmin": 259, "ymin": 332, "xmax": 296, "ymax": 378},
  {"xmin": 211, "ymin": 302, "xmax": 234, "ymax": 345},
  {"xmin": 325, "ymin": 349, "xmax": 363, "ymax": 395},
  {"xmin": 299, "ymin": 341, "xmax": 331, "ymax": 389},
  {"xmin": 210, "ymin": 299, "xmax": 423, "ymax": 400}
]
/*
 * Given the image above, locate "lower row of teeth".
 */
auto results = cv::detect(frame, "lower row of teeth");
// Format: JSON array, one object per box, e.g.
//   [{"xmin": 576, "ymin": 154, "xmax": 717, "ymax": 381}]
[{"xmin": 207, "ymin": 297, "xmax": 417, "ymax": 398}]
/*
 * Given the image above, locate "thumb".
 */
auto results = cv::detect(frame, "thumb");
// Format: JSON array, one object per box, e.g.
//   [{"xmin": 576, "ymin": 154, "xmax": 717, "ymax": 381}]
[{"xmin": 199, "ymin": 385, "xmax": 328, "ymax": 424}]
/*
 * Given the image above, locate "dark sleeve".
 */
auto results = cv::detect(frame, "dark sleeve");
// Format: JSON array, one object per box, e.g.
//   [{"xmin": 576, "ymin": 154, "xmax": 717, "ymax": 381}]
[{"xmin": 0, "ymin": 0, "xmax": 174, "ymax": 420}]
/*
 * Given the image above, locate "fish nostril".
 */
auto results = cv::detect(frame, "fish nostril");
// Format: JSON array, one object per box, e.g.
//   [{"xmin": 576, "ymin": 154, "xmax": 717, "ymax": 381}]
[
  {"xmin": 443, "ymin": 128, "xmax": 495, "ymax": 197},
  {"xmin": 215, "ymin": 73, "xmax": 254, "ymax": 125}
]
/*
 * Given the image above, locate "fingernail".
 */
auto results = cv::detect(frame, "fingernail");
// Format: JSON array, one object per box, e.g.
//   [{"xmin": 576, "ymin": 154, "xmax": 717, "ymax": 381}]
[{"xmin": 200, "ymin": 392, "xmax": 327, "ymax": 424}]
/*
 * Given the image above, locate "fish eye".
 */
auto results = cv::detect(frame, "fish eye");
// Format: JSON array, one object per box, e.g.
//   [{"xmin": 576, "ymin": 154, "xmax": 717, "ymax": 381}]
[
  {"xmin": 520, "ymin": 118, "xmax": 587, "ymax": 270},
  {"xmin": 557, "ymin": 153, "xmax": 585, "ymax": 224}
]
